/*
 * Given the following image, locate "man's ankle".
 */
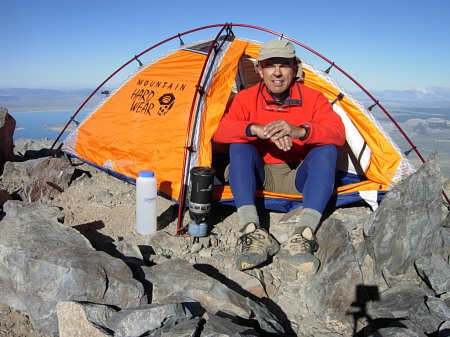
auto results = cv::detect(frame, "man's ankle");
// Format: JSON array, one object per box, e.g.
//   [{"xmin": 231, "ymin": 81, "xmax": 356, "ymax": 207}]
[
  {"xmin": 293, "ymin": 208, "xmax": 322, "ymax": 234},
  {"xmin": 237, "ymin": 205, "xmax": 259, "ymax": 231}
]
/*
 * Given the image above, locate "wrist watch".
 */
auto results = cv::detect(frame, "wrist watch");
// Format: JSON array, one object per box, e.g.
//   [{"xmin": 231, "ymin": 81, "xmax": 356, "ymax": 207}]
[{"xmin": 299, "ymin": 125, "xmax": 310, "ymax": 140}]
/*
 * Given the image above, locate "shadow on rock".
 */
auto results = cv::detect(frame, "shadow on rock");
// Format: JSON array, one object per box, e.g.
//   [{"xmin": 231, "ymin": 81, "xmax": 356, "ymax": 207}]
[{"xmin": 194, "ymin": 263, "xmax": 296, "ymax": 336}]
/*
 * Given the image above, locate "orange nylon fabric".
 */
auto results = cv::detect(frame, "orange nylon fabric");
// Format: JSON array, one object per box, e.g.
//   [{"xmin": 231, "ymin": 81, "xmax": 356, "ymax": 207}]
[
  {"xmin": 212, "ymin": 179, "xmax": 388, "ymax": 202},
  {"xmin": 197, "ymin": 39, "xmax": 254, "ymax": 167},
  {"xmin": 302, "ymin": 67, "xmax": 400, "ymax": 186},
  {"xmin": 73, "ymin": 50, "xmax": 206, "ymax": 199}
]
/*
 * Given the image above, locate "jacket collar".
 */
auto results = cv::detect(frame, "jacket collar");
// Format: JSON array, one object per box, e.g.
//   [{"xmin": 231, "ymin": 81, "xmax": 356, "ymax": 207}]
[{"xmin": 258, "ymin": 82, "xmax": 303, "ymax": 108}]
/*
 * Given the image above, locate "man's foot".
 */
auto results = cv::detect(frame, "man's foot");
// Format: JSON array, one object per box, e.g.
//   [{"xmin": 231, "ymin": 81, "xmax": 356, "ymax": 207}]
[
  {"xmin": 277, "ymin": 226, "xmax": 320, "ymax": 274},
  {"xmin": 236, "ymin": 224, "xmax": 280, "ymax": 271}
]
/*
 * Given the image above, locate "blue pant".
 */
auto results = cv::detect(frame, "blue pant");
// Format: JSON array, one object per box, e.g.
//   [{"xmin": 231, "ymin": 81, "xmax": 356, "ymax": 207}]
[{"xmin": 228, "ymin": 143, "xmax": 337, "ymax": 214}]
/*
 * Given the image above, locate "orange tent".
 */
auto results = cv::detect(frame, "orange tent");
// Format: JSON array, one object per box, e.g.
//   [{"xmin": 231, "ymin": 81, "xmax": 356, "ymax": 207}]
[{"xmin": 61, "ymin": 24, "xmax": 416, "ymax": 231}]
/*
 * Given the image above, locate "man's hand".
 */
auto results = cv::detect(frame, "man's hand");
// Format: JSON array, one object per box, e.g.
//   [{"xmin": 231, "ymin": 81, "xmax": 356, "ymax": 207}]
[{"xmin": 250, "ymin": 121, "xmax": 305, "ymax": 152}]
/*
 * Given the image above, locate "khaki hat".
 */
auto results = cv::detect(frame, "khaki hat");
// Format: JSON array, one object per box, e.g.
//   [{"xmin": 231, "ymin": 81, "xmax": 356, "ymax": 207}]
[
  {"xmin": 256, "ymin": 39, "xmax": 303, "ymax": 80},
  {"xmin": 257, "ymin": 39, "xmax": 297, "ymax": 61}
]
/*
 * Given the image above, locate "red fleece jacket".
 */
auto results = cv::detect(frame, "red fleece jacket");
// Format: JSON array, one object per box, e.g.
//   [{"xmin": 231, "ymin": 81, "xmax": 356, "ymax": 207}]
[{"xmin": 213, "ymin": 81, "xmax": 346, "ymax": 164}]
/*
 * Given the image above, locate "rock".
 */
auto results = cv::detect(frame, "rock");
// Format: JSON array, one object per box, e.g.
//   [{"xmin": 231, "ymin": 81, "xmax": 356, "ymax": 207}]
[
  {"xmin": 367, "ymin": 326, "xmax": 424, "ymax": 337},
  {"xmin": 438, "ymin": 321, "xmax": 450, "ymax": 336},
  {"xmin": 104, "ymin": 303, "xmax": 191, "ymax": 337},
  {"xmin": 56, "ymin": 301, "xmax": 114, "ymax": 337},
  {"xmin": 0, "ymin": 200, "xmax": 146, "ymax": 336},
  {"xmin": 149, "ymin": 230, "xmax": 190, "ymax": 257},
  {"xmin": 367, "ymin": 282, "xmax": 443, "ymax": 335},
  {"xmin": 425, "ymin": 296, "xmax": 450, "ymax": 322},
  {"xmin": 2, "ymin": 156, "xmax": 74, "ymax": 202},
  {"xmin": 2, "ymin": 157, "xmax": 48, "ymax": 192},
  {"xmin": 13, "ymin": 137, "xmax": 62, "ymax": 157},
  {"xmin": 364, "ymin": 152, "xmax": 445, "ymax": 285},
  {"xmin": 143, "ymin": 257, "xmax": 286, "ymax": 335},
  {"xmin": 222, "ymin": 268, "xmax": 271, "ymax": 298},
  {"xmin": 415, "ymin": 252, "xmax": 450, "ymax": 295},
  {"xmin": 155, "ymin": 317, "xmax": 204, "ymax": 336},
  {"xmin": 144, "ymin": 258, "xmax": 250, "ymax": 318},
  {"xmin": 0, "ymin": 107, "xmax": 15, "ymax": 174},
  {"xmin": 201, "ymin": 312, "xmax": 260, "ymax": 336},
  {"xmin": 21, "ymin": 157, "xmax": 75, "ymax": 201},
  {"xmin": 305, "ymin": 217, "xmax": 363, "ymax": 323}
]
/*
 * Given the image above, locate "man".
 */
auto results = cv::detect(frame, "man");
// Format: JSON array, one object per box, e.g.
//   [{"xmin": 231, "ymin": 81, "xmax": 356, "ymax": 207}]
[{"xmin": 213, "ymin": 39, "xmax": 345, "ymax": 273}]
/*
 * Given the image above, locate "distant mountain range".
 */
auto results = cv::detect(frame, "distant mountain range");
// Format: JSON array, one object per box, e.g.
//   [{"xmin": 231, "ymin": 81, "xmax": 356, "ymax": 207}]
[
  {"xmin": 351, "ymin": 87, "xmax": 450, "ymax": 107},
  {"xmin": 1, "ymin": 86, "xmax": 450, "ymax": 112}
]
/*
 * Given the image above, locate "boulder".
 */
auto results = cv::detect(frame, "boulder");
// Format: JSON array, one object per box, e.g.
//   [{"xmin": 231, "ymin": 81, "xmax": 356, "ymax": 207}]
[
  {"xmin": 143, "ymin": 257, "xmax": 286, "ymax": 335},
  {"xmin": 415, "ymin": 251, "xmax": 450, "ymax": 296},
  {"xmin": 366, "ymin": 282, "xmax": 444, "ymax": 335},
  {"xmin": 305, "ymin": 217, "xmax": 364, "ymax": 323},
  {"xmin": 364, "ymin": 152, "xmax": 445, "ymax": 285},
  {"xmin": 2, "ymin": 156, "xmax": 74, "ymax": 202},
  {"xmin": 104, "ymin": 303, "xmax": 191, "ymax": 337},
  {"xmin": 0, "ymin": 200, "xmax": 146, "ymax": 336}
]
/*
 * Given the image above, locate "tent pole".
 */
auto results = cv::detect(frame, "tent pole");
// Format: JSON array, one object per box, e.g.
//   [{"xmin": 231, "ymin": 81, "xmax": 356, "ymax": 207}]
[
  {"xmin": 175, "ymin": 24, "xmax": 233, "ymax": 234},
  {"xmin": 56, "ymin": 22, "xmax": 448, "ymax": 227}
]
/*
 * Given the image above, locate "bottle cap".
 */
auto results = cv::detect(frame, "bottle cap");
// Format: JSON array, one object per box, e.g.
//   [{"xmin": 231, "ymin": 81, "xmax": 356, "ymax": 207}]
[{"xmin": 139, "ymin": 170, "xmax": 154, "ymax": 178}]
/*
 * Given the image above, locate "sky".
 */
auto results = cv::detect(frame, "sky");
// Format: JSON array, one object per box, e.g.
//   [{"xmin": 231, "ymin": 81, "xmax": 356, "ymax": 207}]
[{"xmin": 1, "ymin": 0, "xmax": 450, "ymax": 91}]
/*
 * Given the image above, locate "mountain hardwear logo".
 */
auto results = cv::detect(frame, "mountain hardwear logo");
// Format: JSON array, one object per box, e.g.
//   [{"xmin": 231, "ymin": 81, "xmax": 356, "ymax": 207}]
[{"xmin": 157, "ymin": 93, "xmax": 176, "ymax": 115}]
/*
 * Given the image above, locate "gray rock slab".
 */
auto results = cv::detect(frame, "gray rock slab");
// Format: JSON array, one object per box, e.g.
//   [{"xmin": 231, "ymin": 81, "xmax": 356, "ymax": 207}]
[
  {"xmin": 105, "ymin": 303, "xmax": 190, "ymax": 337},
  {"xmin": 367, "ymin": 282, "xmax": 443, "ymax": 335},
  {"xmin": 425, "ymin": 296, "xmax": 450, "ymax": 322},
  {"xmin": 144, "ymin": 258, "xmax": 250, "ymax": 318},
  {"xmin": 154, "ymin": 316, "xmax": 203, "ymax": 336},
  {"xmin": 415, "ymin": 252, "xmax": 450, "ymax": 295},
  {"xmin": 305, "ymin": 217, "xmax": 363, "ymax": 323},
  {"xmin": 143, "ymin": 257, "xmax": 285, "ymax": 335},
  {"xmin": 364, "ymin": 152, "xmax": 445, "ymax": 282},
  {"xmin": 202, "ymin": 312, "xmax": 260, "ymax": 336},
  {"xmin": 367, "ymin": 327, "xmax": 424, "ymax": 337},
  {"xmin": 0, "ymin": 200, "xmax": 146, "ymax": 336}
]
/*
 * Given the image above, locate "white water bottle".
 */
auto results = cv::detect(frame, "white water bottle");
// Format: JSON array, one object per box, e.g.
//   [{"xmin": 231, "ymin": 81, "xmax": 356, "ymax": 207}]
[{"xmin": 136, "ymin": 170, "xmax": 157, "ymax": 235}]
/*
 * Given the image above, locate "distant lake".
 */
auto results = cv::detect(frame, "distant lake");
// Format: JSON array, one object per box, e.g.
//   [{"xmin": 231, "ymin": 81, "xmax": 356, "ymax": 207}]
[{"xmin": 10, "ymin": 110, "xmax": 90, "ymax": 141}]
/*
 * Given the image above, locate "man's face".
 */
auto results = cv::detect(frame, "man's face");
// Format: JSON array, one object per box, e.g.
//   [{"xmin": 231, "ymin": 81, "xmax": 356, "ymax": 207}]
[{"xmin": 257, "ymin": 57, "xmax": 297, "ymax": 97}]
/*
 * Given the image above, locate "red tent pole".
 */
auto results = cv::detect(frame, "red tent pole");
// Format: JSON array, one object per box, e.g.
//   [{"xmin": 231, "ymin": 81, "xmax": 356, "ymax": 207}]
[
  {"xmin": 55, "ymin": 22, "xmax": 449, "ymax": 209},
  {"xmin": 229, "ymin": 23, "xmax": 448, "ymax": 206},
  {"xmin": 175, "ymin": 24, "xmax": 232, "ymax": 234},
  {"xmin": 51, "ymin": 23, "xmax": 229, "ymax": 149}
]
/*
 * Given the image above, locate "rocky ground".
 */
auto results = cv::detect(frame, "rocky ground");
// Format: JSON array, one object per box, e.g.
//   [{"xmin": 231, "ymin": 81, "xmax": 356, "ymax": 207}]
[{"xmin": 1, "ymin": 157, "xmax": 450, "ymax": 336}]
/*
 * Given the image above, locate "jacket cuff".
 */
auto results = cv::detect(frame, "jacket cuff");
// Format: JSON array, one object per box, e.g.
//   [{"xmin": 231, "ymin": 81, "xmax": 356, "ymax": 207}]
[{"xmin": 245, "ymin": 123, "xmax": 254, "ymax": 137}]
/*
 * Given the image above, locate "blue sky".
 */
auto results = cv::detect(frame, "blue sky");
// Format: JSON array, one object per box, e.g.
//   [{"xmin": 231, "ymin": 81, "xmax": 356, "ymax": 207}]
[{"xmin": 1, "ymin": 0, "xmax": 449, "ymax": 91}]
